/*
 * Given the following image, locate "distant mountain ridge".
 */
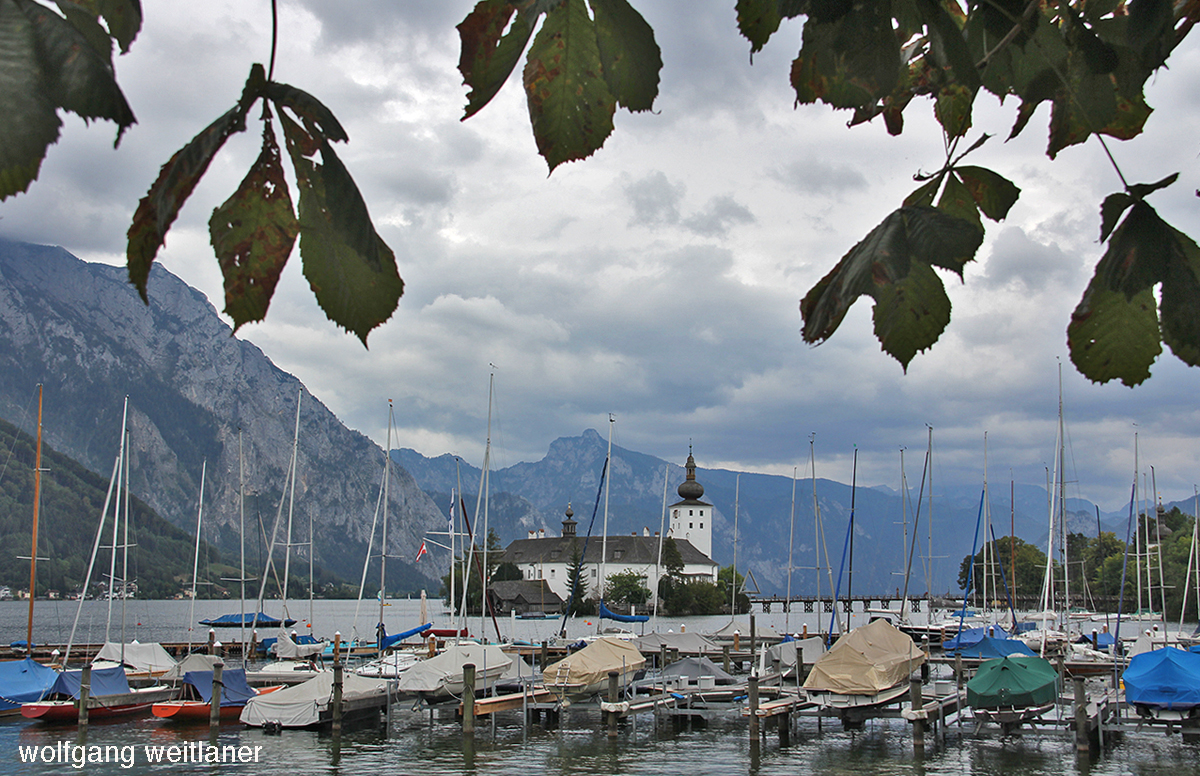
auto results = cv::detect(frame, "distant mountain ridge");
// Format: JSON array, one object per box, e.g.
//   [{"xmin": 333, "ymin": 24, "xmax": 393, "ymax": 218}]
[
  {"xmin": 0, "ymin": 238, "xmax": 444, "ymax": 595},
  {"xmin": 397, "ymin": 432, "xmax": 1194, "ymax": 597}
]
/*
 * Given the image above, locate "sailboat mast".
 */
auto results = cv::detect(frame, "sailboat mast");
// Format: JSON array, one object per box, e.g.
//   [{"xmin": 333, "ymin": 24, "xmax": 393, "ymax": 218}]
[
  {"xmin": 120, "ymin": 417, "xmax": 131, "ymax": 653},
  {"xmin": 187, "ymin": 460, "xmax": 207, "ymax": 650},
  {"xmin": 654, "ymin": 464, "xmax": 669, "ymax": 620},
  {"xmin": 731, "ymin": 473, "xmax": 740, "ymax": 617},
  {"xmin": 811, "ymin": 435, "xmax": 821, "ymax": 608},
  {"xmin": 25, "ymin": 384, "xmax": 43, "ymax": 652},
  {"xmin": 482, "ymin": 373, "xmax": 493, "ymax": 639},
  {"xmin": 281, "ymin": 391, "xmax": 301, "ymax": 613},
  {"xmin": 106, "ymin": 396, "xmax": 128, "ymax": 645},
  {"xmin": 1058, "ymin": 366, "xmax": 1069, "ymax": 624},
  {"xmin": 786, "ymin": 466, "xmax": 796, "ymax": 634},
  {"xmin": 239, "ymin": 430, "xmax": 247, "ymax": 663},
  {"xmin": 982, "ymin": 433, "xmax": 991, "ymax": 616},
  {"xmin": 380, "ymin": 400, "xmax": 393, "ymax": 631},
  {"xmin": 600, "ymin": 414, "xmax": 613, "ymax": 612}
]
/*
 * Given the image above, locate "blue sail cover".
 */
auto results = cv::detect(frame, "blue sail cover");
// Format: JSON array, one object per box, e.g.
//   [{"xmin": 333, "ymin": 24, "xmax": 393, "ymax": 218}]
[
  {"xmin": 0, "ymin": 658, "xmax": 58, "ymax": 711},
  {"xmin": 48, "ymin": 666, "xmax": 131, "ymax": 699},
  {"xmin": 183, "ymin": 669, "xmax": 256, "ymax": 706},
  {"xmin": 599, "ymin": 601, "xmax": 649, "ymax": 623},
  {"xmin": 1124, "ymin": 647, "xmax": 1200, "ymax": 710},
  {"xmin": 942, "ymin": 626, "xmax": 1012, "ymax": 652},
  {"xmin": 199, "ymin": 613, "xmax": 296, "ymax": 628},
  {"xmin": 950, "ymin": 635, "xmax": 1035, "ymax": 660},
  {"xmin": 379, "ymin": 623, "xmax": 432, "ymax": 650}
]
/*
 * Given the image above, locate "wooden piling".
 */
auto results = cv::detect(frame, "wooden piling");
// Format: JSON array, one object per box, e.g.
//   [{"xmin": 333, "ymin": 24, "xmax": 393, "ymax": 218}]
[
  {"xmin": 462, "ymin": 663, "xmax": 476, "ymax": 735},
  {"xmin": 723, "ymin": 645, "xmax": 731, "ymax": 673},
  {"xmin": 210, "ymin": 662, "xmax": 223, "ymax": 729},
  {"xmin": 909, "ymin": 678, "xmax": 925, "ymax": 753},
  {"xmin": 607, "ymin": 671, "xmax": 619, "ymax": 738},
  {"xmin": 78, "ymin": 663, "xmax": 91, "ymax": 729},
  {"xmin": 332, "ymin": 663, "xmax": 344, "ymax": 734},
  {"xmin": 1073, "ymin": 676, "xmax": 1088, "ymax": 754},
  {"xmin": 748, "ymin": 676, "xmax": 760, "ymax": 739}
]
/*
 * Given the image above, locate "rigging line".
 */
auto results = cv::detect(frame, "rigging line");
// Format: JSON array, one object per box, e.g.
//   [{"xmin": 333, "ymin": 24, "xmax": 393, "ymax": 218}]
[
  {"xmin": 0, "ymin": 386, "xmax": 38, "ymax": 488},
  {"xmin": 560, "ymin": 456, "xmax": 608, "ymax": 637},
  {"xmin": 900, "ymin": 443, "xmax": 930, "ymax": 620}
]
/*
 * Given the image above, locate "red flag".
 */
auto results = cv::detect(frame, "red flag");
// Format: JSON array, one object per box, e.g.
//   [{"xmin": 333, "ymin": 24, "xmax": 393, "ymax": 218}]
[{"xmin": 415, "ymin": 541, "xmax": 429, "ymax": 561}]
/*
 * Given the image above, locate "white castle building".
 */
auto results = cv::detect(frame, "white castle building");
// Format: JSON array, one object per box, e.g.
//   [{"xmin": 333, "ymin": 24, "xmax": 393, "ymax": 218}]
[{"xmin": 500, "ymin": 450, "xmax": 719, "ymax": 604}]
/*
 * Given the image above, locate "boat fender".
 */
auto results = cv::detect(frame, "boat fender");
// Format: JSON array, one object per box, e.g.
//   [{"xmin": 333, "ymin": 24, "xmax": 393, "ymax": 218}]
[{"xmin": 600, "ymin": 701, "xmax": 630, "ymax": 714}]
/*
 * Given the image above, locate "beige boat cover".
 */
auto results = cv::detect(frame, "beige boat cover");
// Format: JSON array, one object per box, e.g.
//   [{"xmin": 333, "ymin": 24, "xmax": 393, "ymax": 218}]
[
  {"xmin": 802, "ymin": 619, "xmax": 926, "ymax": 694},
  {"xmin": 93, "ymin": 642, "xmax": 177, "ymax": 674},
  {"xmin": 543, "ymin": 637, "xmax": 645, "ymax": 692}
]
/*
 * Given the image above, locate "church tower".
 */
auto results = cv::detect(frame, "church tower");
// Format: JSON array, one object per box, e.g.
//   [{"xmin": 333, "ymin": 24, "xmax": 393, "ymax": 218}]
[{"xmin": 668, "ymin": 447, "xmax": 712, "ymax": 559}]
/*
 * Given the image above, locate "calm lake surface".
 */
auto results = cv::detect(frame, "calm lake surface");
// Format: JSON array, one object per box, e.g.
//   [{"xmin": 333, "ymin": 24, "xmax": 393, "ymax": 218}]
[{"xmin": 1, "ymin": 599, "xmax": 1196, "ymax": 775}]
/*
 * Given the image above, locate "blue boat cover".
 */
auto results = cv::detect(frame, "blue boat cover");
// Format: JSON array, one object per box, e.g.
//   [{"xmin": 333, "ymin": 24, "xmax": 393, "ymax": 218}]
[
  {"xmin": 942, "ymin": 626, "xmax": 1012, "ymax": 652},
  {"xmin": 378, "ymin": 623, "xmax": 432, "ymax": 649},
  {"xmin": 183, "ymin": 669, "xmax": 256, "ymax": 706},
  {"xmin": 599, "ymin": 601, "xmax": 649, "ymax": 623},
  {"xmin": 49, "ymin": 666, "xmax": 131, "ymax": 699},
  {"xmin": 0, "ymin": 658, "xmax": 58, "ymax": 711},
  {"xmin": 948, "ymin": 635, "xmax": 1034, "ymax": 660},
  {"xmin": 199, "ymin": 613, "xmax": 296, "ymax": 628},
  {"xmin": 1124, "ymin": 647, "xmax": 1200, "ymax": 710},
  {"xmin": 1075, "ymin": 632, "xmax": 1115, "ymax": 648}
]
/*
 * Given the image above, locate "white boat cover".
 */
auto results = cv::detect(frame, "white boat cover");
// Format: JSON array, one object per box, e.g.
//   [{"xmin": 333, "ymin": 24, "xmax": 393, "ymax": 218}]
[
  {"xmin": 239, "ymin": 671, "xmax": 387, "ymax": 728},
  {"xmin": 395, "ymin": 643, "xmax": 512, "ymax": 695},
  {"xmin": 543, "ymin": 637, "xmax": 645, "ymax": 694},
  {"xmin": 162, "ymin": 653, "xmax": 223, "ymax": 681},
  {"xmin": 275, "ymin": 631, "xmax": 327, "ymax": 659},
  {"xmin": 633, "ymin": 632, "xmax": 721, "ymax": 655},
  {"xmin": 759, "ymin": 636, "xmax": 826, "ymax": 677},
  {"xmin": 802, "ymin": 619, "xmax": 926, "ymax": 695},
  {"xmin": 93, "ymin": 642, "xmax": 177, "ymax": 674},
  {"xmin": 710, "ymin": 620, "xmax": 782, "ymax": 641}
]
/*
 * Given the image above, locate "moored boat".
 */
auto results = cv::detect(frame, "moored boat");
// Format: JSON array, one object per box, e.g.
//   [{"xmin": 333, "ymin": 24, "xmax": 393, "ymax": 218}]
[
  {"xmin": 239, "ymin": 671, "xmax": 388, "ymax": 729},
  {"xmin": 802, "ymin": 619, "xmax": 926, "ymax": 723},
  {"xmin": 21, "ymin": 666, "xmax": 174, "ymax": 722},
  {"xmin": 542, "ymin": 637, "xmax": 646, "ymax": 701},
  {"xmin": 152, "ymin": 668, "xmax": 280, "ymax": 722},
  {"xmin": 966, "ymin": 655, "xmax": 1059, "ymax": 733},
  {"xmin": 1123, "ymin": 646, "xmax": 1200, "ymax": 721}
]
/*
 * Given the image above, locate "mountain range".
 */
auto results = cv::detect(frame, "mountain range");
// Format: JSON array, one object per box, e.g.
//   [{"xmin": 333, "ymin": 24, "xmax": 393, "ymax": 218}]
[
  {"xmin": 0, "ymin": 238, "xmax": 444, "ymax": 596},
  {"xmin": 1, "ymin": 238, "xmax": 1191, "ymax": 601}
]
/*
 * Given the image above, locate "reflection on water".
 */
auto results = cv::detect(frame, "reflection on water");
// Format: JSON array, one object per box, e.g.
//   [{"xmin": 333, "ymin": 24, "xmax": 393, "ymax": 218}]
[{"xmin": 4, "ymin": 706, "xmax": 1200, "ymax": 776}]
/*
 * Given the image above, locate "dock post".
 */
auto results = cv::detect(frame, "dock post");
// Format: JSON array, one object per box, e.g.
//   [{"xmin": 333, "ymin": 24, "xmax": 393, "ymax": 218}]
[
  {"xmin": 210, "ymin": 662, "xmax": 223, "ymax": 729},
  {"xmin": 750, "ymin": 615, "xmax": 757, "ymax": 668},
  {"xmin": 607, "ymin": 671, "xmax": 619, "ymax": 739},
  {"xmin": 208, "ymin": 628, "xmax": 216, "ymax": 655},
  {"xmin": 910, "ymin": 678, "xmax": 925, "ymax": 753},
  {"xmin": 463, "ymin": 663, "xmax": 476, "ymax": 737},
  {"xmin": 250, "ymin": 630, "xmax": 258, "ymax": 660},
  {"xmin": 540, "ymin": 641, "xmax": 548, "ymax": 669},
  {"xmin": 1073, "ymin": 676, "xmax": 1088, "ymax": 754},
  {"xmin": 332, "ymin": 663, "xmax": 344, "ymax": 734},
  {"xmin": 748, "ymin": 675, "xmax": 760, "ymax": 739},
  {"xmin": 778, "ymin": 708, "xmax": 790, "ymax": 747},
  {"xmin": 78, "ymin": 663, "xmax": 91, "ymax": 729},
  {"xmin": 660, "ymin": 644, "xmax": 668, "ymax": 671},
  {"xmin": 723, "ymin": 644, "xmax": 731, "ymax": 674}
]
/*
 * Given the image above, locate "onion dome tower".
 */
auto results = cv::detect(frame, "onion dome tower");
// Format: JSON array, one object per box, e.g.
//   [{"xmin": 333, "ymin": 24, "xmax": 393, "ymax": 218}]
[{"xmin": 668, "ymin": 446, "xmax": 712, "ymax": 558}]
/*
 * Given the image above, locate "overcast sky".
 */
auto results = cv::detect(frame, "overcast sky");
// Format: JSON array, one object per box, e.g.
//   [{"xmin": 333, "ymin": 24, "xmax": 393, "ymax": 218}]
[{"xmin": 3, "ymin": 1, "xmax": 1199, "ymax": 511}]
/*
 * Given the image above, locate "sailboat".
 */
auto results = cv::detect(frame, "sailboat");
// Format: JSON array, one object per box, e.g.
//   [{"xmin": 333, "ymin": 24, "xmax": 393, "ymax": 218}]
[
  {"xmin": 967, "ymin": 654, "xmax": 1059, "ymax": 733},
  {"xmin": 1123, "ymin": 646, "xmax": 1200, "ymax": 722},
  {"xmin": 0, "ymin": 386, "xmax": 58, "ymax": 715},
  {"xmin": 802, "ymin": 619, "xmax": 926, "ymax": 721}
]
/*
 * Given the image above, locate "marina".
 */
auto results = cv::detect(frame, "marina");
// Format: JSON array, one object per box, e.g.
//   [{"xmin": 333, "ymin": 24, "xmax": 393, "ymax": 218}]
[{"xmin": 1, "ymin": 598, "xmax": 1198, "ymax": 775}]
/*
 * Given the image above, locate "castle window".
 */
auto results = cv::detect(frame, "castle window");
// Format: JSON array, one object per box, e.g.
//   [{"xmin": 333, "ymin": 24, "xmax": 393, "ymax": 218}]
[{"xmin": 689, "ymin": 523, "xmax": 693, "ymax": 529}]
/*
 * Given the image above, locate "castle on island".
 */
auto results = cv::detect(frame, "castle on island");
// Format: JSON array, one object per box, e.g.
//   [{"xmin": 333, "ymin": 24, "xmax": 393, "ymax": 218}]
[{"xmin": 496, "ymin": 450, "xmax": 720, "ymax": 614}]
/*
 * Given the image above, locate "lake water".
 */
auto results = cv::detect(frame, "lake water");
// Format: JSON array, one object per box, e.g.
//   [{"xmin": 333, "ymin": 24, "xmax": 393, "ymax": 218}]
[{"xmin": 1, "ymin": 599, "xmax": 1195, "ymax": 775}]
